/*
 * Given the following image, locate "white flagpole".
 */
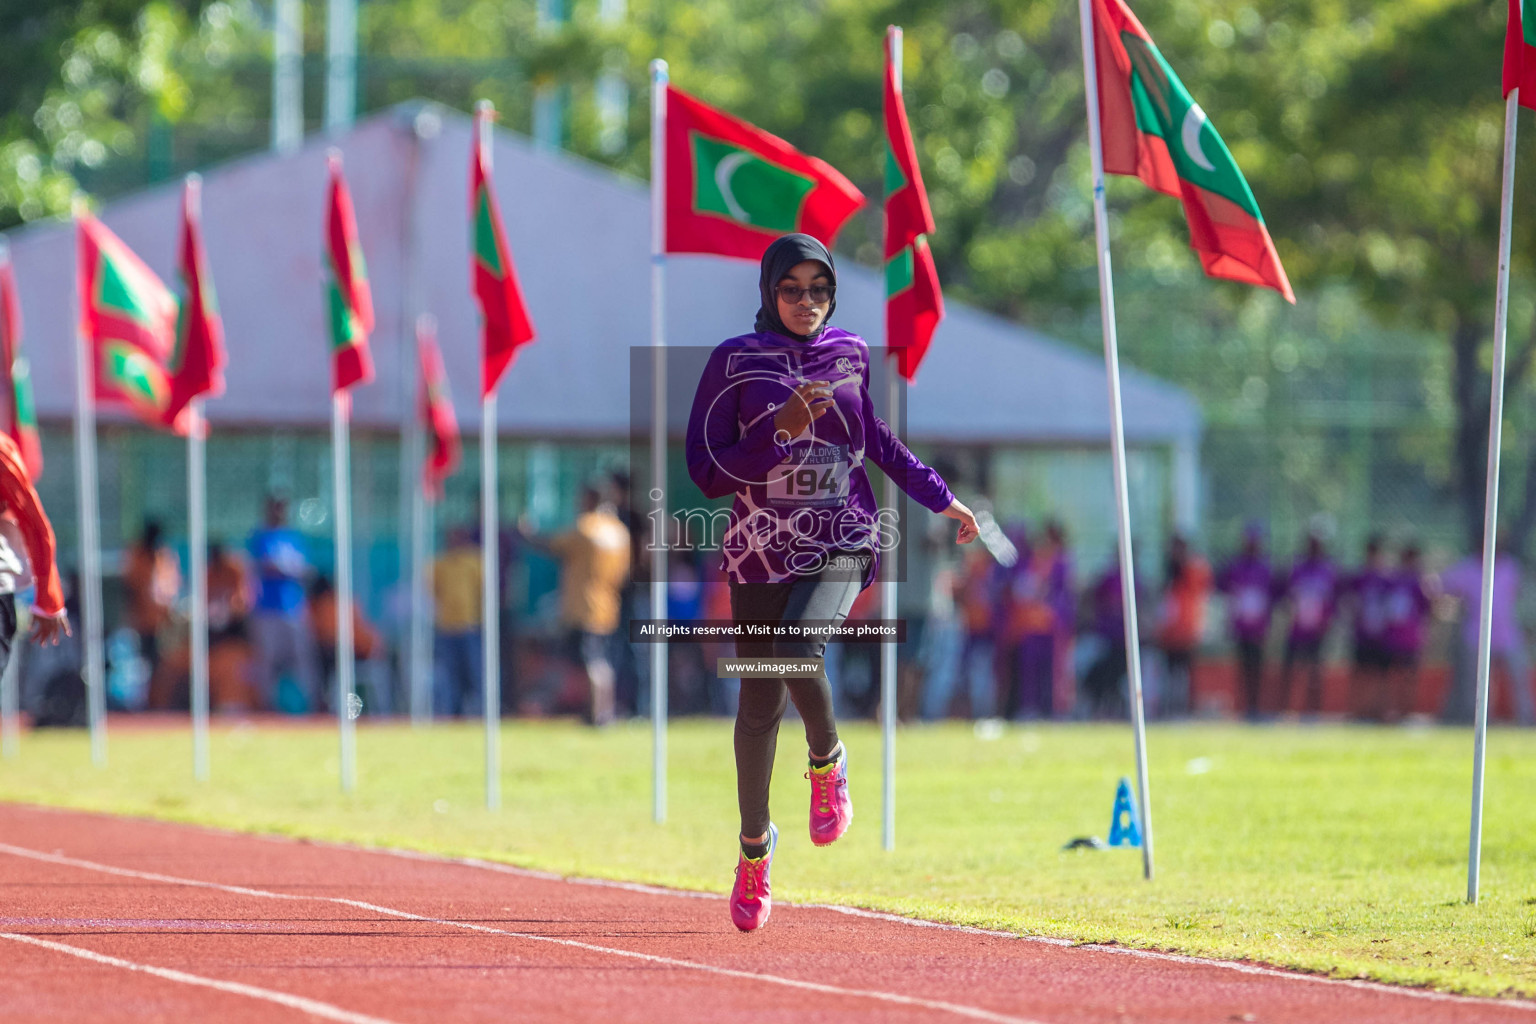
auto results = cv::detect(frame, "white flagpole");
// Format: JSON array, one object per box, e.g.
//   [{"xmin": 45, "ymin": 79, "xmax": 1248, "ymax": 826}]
[
  {"xmin": 332, "ymin": 390, "xmax": 357, "ymax": 791},
  {"xmin": 73, "ymin": 207, "xmax": 107, "ymax": 768},
  {"xmin": 881, "ymin": 366, "xmax": 898, "ymax": 853},
  {"xmin": 1468, "ymin": 88, "xmax": 1519, "ymax": 905},
  {"xmin": 189, "ymin": 402, "xmax": 210, "ymax": 781},
  {"xmin": 1078, "ymin": 0, "xmax": 1153, "ymax": 879},
  {"xmin": 649, "ymin": 58, "xmax": 669, "ymax": 825},
  {"xmin": 411, "ymin": 481, "xmax": 433, "ymax": 725},
  {"xmin": 477, "ymin": 101, "xmax": 502, "ymax": 813},
  {"xmin": 879, "ymin": 26, "xmax": 902, "ymax": 854}
]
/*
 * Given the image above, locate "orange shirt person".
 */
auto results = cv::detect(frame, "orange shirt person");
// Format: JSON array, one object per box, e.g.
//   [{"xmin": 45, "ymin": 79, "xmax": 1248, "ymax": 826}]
[{"xmin": 0, "ymin": 432, "xmax": 70, "ymax": 646}]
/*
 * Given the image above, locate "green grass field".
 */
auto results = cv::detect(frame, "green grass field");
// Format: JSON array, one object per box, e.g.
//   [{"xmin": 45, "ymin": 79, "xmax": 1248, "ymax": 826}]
[{"xmin": 0, "ymin": 718, "xmax": 1532, "ymax": 998}]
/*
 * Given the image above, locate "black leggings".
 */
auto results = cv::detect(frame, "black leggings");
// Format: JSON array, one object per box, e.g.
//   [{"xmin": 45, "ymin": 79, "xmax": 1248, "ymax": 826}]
[{"xmin": 729, "ymin": 555, "xmax": 865, "ymax": 839}]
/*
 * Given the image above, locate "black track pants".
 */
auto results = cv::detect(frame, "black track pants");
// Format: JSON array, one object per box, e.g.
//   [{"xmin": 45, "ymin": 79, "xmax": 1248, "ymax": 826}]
[{"xmin": 729, "ymin": 554, "xmax": 866, "ymax": 839}]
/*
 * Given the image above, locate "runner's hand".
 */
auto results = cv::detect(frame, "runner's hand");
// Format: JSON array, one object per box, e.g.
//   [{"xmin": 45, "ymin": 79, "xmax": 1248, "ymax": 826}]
[
  {"xmin": 942, "ymin": 500, "xmax": 981, "ymax": 544},
  {"xmin": 30, "ymin": 610, "xmax": 70, "ymax": 646},
  {"xmin": 773, "ymin": 380, "xmax": 835, "ymax": 442}
]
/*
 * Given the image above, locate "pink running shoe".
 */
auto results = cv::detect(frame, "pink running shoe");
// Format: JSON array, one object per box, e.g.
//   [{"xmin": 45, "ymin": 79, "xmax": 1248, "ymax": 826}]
[
  {"xmin": 730, "ymin": 822, "xmax": 778, "ymax": 932},
  {"xmin": 806, "ymin": 745, "xmax": 852, "ymax": 846}
]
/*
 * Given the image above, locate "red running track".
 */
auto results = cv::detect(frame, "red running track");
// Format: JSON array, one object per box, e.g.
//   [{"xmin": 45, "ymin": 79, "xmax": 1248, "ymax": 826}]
[{"xmin": 0, "ymin": 803, "xmax": 1528, "ymax": 1024}]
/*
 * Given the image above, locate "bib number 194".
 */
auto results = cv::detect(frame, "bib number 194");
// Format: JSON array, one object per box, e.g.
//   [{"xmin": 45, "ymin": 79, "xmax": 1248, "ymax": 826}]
[{"xmin": 767, "ymin": 452, "xmax": 850, "ymax": 506}]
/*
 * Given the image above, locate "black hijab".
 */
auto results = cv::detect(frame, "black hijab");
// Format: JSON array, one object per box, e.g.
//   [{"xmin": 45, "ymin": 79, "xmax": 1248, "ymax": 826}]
[{"xmin": 754, "ymin": 233, "xmax": 837, "ymax": 340}]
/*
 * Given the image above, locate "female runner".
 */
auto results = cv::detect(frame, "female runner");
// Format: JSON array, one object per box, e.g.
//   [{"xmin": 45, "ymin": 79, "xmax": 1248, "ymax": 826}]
[{"xmin": 685, "ymin": 233, "xmax": 978, "ymax": 931}]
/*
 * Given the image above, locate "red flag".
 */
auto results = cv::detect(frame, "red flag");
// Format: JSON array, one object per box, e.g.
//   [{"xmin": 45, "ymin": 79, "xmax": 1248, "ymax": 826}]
[
  {"xmin": 884, "ymin": 27, "xmax": 944, "ymax": 382},
  {"xmin": 324, "ymin": 153, "xmax": 375, "ymax": 393},
  {"xmin": 470, "ymin": 106, "xmax": 535, "ymax": 398},
  {"xmin": 165, "ymin": 176, "xmax": 226, "ymax": 425},
  {"xmin": 1506, "ymin": 0, "xmax": 1536, "ymax": 106},
  {"xmin": 0, "ymin": 248, "xmax": 41, "ymax": 479},
  {"xmin": 417, "ymin": 316, "xmax": 461, "ymax": 501},
  {"xmin": 1092, "ymin": 0, "xmax": 1294, "ymax": 302},
  {"xmin": 76, "ymin": 211, "xmax": 185, "ymax": 431},
  {"xmin": 664, "ymin": 85, "xmax": 865, "ymax": 260},
  {"xmin": 886, "ymin": 237, "xmax": 943, "ymax": 382},
  {"xmin": 884, "ymin": 32, "xmax": 935, "ymax": 259}
]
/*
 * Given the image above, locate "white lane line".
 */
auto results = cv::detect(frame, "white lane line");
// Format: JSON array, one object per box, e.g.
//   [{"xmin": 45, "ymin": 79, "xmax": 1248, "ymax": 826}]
[
  {"xmin": 375, "ymin": 846, "xmax": 1536, "ymax": 1012},
  {"xmin": 0, "ymin": 932, "xmax": 403, "ymax": 1024},
  {"xmin": 13, "ymin": 807, "xmax": 1536, "ymax": 1014},
  {"xmin": 0, "ymin": 842, "xmax": 1042, "ymax": 1024}
]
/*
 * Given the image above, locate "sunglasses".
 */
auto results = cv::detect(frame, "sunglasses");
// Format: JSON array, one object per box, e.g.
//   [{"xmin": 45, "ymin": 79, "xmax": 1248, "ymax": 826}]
[{"xmin": 776, "ymin": 283, "xmax": 834, "ymax": 305}]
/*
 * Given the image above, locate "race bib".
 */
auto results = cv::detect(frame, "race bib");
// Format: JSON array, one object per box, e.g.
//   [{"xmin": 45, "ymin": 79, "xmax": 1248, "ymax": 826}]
[
  {"xmin": 766, "ymin": 444, "xmax": 851, "ymax": 507},
  {"xmin": 1295, "ymin": 591, "xmax": 1326, "ymax": 629},
  {"xmin": 1234, "ymin": 586, "xmax": 1268, "ymax": 622}
]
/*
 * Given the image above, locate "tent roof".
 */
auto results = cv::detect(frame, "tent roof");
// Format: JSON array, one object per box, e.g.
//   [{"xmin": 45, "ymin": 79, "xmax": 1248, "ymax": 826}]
[{"xmin": 1, "ymin": 102, "xmax": 1199, "ymax": 447}]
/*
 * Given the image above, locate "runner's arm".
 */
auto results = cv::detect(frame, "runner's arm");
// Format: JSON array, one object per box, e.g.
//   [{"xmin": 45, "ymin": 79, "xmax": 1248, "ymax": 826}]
[{"xmin": 0, "ymin": 433, "xmax": 63, "ymax": 618}]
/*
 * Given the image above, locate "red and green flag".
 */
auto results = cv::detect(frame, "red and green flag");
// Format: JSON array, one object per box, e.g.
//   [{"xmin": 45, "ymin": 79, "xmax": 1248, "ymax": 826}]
[
  {"xmin": 417, "ymin": 316, "xmax": 461, "ymax": 501},
  {"xmin": 1091, "ymin": 0, "xmax": 1294, "ymax": 302},
  {"xmin": 166, "ymin": 176, "xmax": 226, "ymax": 425},
  {"xmin": 324, "ymin": 153, "xmax": 375, "ymax": 393},
  {"xmin": 884, "ymin": 27, "xmax": 944, "ymax": 383},
  {"xmin": 0, "ymin": 247, "xmax": 41, "ymax": 479},
  {"xmin": 470, "ymin": 107, "xmax": 535, "ymax": 398},
  {"xmin": 75, "ymin": 211, "xmax": 183, "ymax": 430},
  {"xmin": 664, "ymin": 84, "xmax": 866, "ymax": 260},
  {"xmin": 1505, "ymin": 0, "xmax": 1536, "ymax": 105}
]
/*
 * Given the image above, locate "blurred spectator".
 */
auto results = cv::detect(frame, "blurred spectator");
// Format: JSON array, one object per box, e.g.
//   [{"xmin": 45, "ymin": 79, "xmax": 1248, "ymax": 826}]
[
  {"xmin": 1345, "ymin": 535, "xmax": 1392, "ymax": 718},
  {"xmin": 700, "ymin": 560, "xmax": 738, "ymax": 716},
  {"xmin": 991, "ymin": 524, "xmax": 1031, "ymax": 718},
  {"xmin": 432, "ymin": 525, "xmax": 483, "ymax": 717},
  {"xmin": 1439, "ymin": 541, "xmax": 1534, "ymax": 725},
  {"xmin": 1279, "ymin": 531, "xmax": 1339, "ymax": 715},
  {"xmin": 1004, "ymin": 522, "xmax": 1068, "ymax": 720},
  {"xmin": 522, "ymin": 484, "xmax": 631, "ymax": 725},
  {"xmin": 246, "ymin": 495, "xmax": 317, "ymax": 711},
  {"xmin": 1380, "ymin": 542, "xmax": 1434, "ymax": 722},
  {"xmin": 918, "ymin": 544, "xmax": 964, "ymax": 720},
  {"xmin": 1152, "ymin": 534, "xmax": 1211, "ymax": 717},
  {"xmin": 206, "ymin": 540, "xmax": 254, "ymax": 710},
  {"xmin": 608, "ymin": 468, "xmax": 648, "ymax": 717},
  {"xmin": 1080, "ymin": 558, "xmax": 1130, "ymax": 719},
  {"xmin": 1216, "ymin": 524, "xmax": 1274, "ymax": 720},
  {"xmin": 309, "ymin": 575, "xmax": 383, "ymax": 714},
  {"xmin": 122, "ymin": 519, "xmax": 181, "ymax": 681},
  {"xmin": 949, "ymin": 544, "xmax": 1001, "ymax": 719},
  {"xmin": 1046, "ymin": 521, "xmax": 1077, "ymax": 719},
  {"xmin": 666, "ymin": 553, "xmax": 709, "ymax": 714}
]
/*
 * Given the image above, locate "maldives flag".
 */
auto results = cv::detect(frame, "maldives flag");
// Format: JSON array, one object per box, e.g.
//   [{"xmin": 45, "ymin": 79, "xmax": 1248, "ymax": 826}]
[
  {"xmin": 1091, "ymin": 0, "xmax": 1294, "ymax": 302},
  {"xmin": 884, "ymin": 27, "xmax": 944, "ymax": 382},
  {"xmin": 1505, "ymin": 0, "xmax": 1536, "ymax": 106},
  {"xmin": 665, "ymin": 85, "xmax": 865, "ymax": 260},
  {"xmin": 470, "ymin": 107, "xmax": 535, "ymax": 398},
  {"xmin": 165, "ymin": 176, "xmax": 226, "ymax": 425},
  {"xmin": 76, "ymin": 212, "xmax": 182, "ymax": 429},
  {"xmin": 417, "ymin": 316, "xmax": 460, "ymax": 501},
  {"xmin": 0, "ymin": 248, "xmax": 41, "ymax": 478},
  {"xmin": 324, "ymin": 153, "xmax": 374, "ymax": 393}
]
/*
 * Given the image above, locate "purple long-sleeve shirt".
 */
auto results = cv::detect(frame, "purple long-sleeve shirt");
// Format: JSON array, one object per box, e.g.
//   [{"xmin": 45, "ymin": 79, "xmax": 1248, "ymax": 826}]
[{"xmin": 685, "ymin": 327, "xmax": 954, "ymax": 588}]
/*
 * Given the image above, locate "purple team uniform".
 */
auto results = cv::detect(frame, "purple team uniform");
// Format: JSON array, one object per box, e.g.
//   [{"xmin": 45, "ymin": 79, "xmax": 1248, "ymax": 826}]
[
  {"xmin": 685, "ymin": 328, "xmax": 954, "ymax": 588},
  {"xmin": 1285, "ymin": 558, "xmax": 1339, "ymax": 651},
  {"xmin": 1348, "ymin": 566, "xmax": 1393, "ymax": 669}
]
